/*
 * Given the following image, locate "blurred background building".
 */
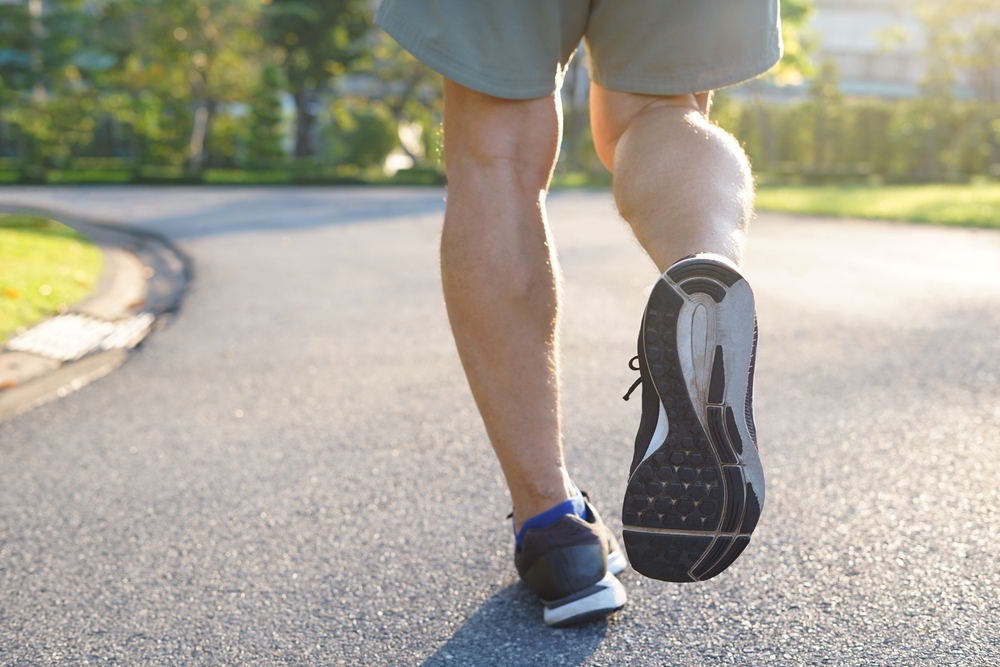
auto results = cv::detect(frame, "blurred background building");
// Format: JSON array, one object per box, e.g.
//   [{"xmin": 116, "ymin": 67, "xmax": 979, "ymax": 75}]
[{"xmin": 812, "ymin": 0, "xmax": 926, "ymax": 99}]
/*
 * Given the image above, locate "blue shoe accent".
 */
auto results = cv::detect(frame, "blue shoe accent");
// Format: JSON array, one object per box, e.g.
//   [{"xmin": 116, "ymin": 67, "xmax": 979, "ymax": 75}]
[{"xmin": 515, "ymin": 493, "xmax": 586, "ymax": 546}]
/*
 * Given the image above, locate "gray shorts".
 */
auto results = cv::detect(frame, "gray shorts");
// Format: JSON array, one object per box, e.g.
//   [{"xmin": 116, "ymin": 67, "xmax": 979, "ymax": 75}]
[{"xmin": 374, "ymin": 0, "xmax": 782, "ymax": 100}]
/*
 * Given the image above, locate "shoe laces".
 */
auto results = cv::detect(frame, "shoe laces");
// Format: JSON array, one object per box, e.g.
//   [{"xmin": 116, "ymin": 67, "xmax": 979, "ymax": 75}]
[{"xmin": 622, "ymin": 356, "xmax": 642, "ymax": 401}]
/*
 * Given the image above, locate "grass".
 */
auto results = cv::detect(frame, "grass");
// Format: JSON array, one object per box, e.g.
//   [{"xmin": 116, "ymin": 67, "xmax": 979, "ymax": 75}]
[
  {"xmin": 550, "ymin": 170, "xmax": 612, "ymax": 189},
  {"xmin": 755, "ymin": 182, "xmax": 1000, "ymax": 228},
  {"xmin": 45, "ymin": 169, "xmax": 133, "ymax": 184},
  {"xmin": 0, "ymin": 163, "xmax": 444, "ymax": 186},
  {"xmin": 0, "ymin": 214, "xmax": 103, "ymax": 343},
  {"xmin": 204, "ymin": 168, "xmax": 295, "ymax": 184}
]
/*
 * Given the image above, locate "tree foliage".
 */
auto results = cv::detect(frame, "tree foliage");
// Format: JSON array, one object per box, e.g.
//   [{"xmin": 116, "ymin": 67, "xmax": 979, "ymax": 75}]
[
  {"xmin": 771, "ymin": 0, "xmax": 816, "ymax": 86},
  {"xmin": 260, "ymin": 0, "xmax": 369, "ymax": 157},
  {"xmin": 247, "ymin": 62, "xmax": 287, "ymax": 163},
  {"xmin": 916, "ymin": 0, "xmax": 1000, "ymax": 102},
  {"xmin": 0, "ymin": 0, "xmax": 376, "ymax": 171}
]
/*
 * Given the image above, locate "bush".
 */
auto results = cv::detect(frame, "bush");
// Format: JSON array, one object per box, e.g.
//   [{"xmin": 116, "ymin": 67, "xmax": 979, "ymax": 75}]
[
  {"xmin": 711, "ymin": 92, "xmax": 1000, "ymax": 183},
  {"xmin": 247, "ymin": 63, "xmax": 287, "ymax": 164},
  {"xmin": 342, "ymin": 109, "xmax": 398, "ymax": 168}
]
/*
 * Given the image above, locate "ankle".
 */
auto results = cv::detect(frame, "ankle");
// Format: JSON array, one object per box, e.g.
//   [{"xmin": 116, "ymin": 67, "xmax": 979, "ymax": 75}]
[
  {"xmin": 511, "ymin": 476, "xmax": 580, "ymax": 533},
  {"xmin": 515, "ymin": 493, "xmax": 587, "ymax": 546}
]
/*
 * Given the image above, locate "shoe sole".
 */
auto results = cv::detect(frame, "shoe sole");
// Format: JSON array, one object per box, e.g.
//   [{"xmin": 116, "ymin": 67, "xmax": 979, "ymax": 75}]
[
  {"xmin": 543, "ymin": 572, "xmax": 627, "ymax": 627},
  {"xmin": 622, "ymin": 256, "xmax": 764, "ymax": 582}
]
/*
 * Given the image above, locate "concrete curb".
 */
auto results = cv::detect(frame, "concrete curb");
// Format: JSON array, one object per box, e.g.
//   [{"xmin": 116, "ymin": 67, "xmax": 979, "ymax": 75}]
[{"xmin": 0, "ymin": 204, "xmax": 190, "ymax": 422}]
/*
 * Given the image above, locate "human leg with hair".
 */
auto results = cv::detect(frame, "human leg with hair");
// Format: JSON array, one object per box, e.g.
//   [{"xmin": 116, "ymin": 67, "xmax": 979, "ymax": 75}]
[
  {"xmin": 441, "ymin": 79, "xmax": 626, "ymax": 625},
  {"xmin": 375, "ymin": 0, "xmax": 780, "ymax": 619},
  {"xmin": 440, "ymin": 80, "xmax": 569, "ymax": 530}
]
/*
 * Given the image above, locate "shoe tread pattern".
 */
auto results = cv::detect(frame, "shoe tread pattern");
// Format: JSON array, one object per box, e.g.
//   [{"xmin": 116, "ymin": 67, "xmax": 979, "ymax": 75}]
[
  {"xmin": 698, "ymin": 535, "xmax": 751, "ymax": 581},
  {"xmin": 621, "ymin": 532, "xmax": 712, "ymax": 582},
  {"xmin": 622, "ymin": 281, "xmax": 725, "ymax": 531},
  {"xmin": 623, "ymin": 264, "xmax": 757, "ymax": 582},
  {"xmin": 623, "ymin": 282, "xmax": 722, "ymax": 534}
]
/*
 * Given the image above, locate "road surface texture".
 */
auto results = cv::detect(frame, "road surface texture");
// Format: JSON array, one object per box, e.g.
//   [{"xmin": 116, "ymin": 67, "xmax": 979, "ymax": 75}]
[{"xmin": 1, "ymin": 187, "xmax": 998, "ymax": 666}]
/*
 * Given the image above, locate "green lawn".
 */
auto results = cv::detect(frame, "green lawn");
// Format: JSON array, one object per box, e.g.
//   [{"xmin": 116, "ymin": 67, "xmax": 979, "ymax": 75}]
[
  {"xmin": 755, "ymin": 183, "xmax": 1000, "ymax": 228},
  {"xmin": 0, "ymin": 215, "xmax": 103, "ymax": 343}
]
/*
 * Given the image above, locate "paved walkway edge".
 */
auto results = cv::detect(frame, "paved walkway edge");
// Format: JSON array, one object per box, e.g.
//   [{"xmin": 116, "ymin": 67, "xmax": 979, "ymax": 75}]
[
  {"xmin": 0, "ymin": 350, "xmax": 128, "ymax": 421},
  {"xmin": 0, "ymin": 203, "xmax": 190, "ymax": 422}
]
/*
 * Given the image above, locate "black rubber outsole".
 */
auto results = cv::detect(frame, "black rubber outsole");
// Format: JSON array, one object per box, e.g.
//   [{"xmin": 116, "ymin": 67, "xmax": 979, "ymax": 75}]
[{"xmin": 622, "ymin": 260, "xmax": 761, "ymax": 582}]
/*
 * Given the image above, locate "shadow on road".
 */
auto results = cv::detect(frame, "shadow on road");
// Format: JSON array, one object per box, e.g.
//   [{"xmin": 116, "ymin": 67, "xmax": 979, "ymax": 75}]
[{"xmin": 420, "ymin": 583, "xmax": 608, "ymax": 666}]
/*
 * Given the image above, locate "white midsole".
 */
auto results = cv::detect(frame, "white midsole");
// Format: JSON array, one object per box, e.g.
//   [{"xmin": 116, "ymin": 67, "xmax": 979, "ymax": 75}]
[
  {"xmin": 608, "ymin": 548, "xmax": 628, "ymax": 575},
  {"xmin": 640, "ymin": 401, "xmax": 669, "ymax": 468},
  {"xmin": 543, "ymin": 572, "xmax": 627, "ymax": 626}
]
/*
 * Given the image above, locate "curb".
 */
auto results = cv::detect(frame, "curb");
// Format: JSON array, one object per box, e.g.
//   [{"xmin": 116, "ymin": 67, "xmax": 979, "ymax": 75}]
[{"xmin": 0, "ymin": 204, "xmax": 190, "ymax": 422}]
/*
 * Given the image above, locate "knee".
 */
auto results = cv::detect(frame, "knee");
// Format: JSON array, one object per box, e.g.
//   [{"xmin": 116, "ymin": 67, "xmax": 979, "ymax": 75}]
[{"xmin": 444, "ymin": 80, "xmax": 561, "ymax": 194}]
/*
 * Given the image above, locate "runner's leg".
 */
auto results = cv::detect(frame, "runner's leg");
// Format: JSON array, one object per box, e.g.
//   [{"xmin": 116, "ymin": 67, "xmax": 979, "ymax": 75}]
[
  {"xmin": 440, "ymin": 79, "xmax": 573, "ymax": 531},
  {"xmin": 590, "ymin": 82, "xmax": 764, "ymax": 583}
]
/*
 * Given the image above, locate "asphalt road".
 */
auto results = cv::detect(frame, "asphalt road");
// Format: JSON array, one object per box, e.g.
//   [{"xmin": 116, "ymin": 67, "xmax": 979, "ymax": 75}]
[{"xmin": 1, "ymin": 187, "xmax": 998, "ymax": 666}]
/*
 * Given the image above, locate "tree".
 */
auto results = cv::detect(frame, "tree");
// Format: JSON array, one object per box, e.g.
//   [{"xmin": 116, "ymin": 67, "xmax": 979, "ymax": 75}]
[
  {"xmin": 0, "ymin": 0, "xmax": 113, "ymax": 168},
  {"xmin": 94, "ymin": 0, "xmax": 264, "ymax": 169},
  {"xmin": 772, "ymin": 0, "xmax": 816, "ymax": 87},
  {"xmin": 348, "ymin": 34, "xmax": 442, "ymax": 165},
  {"xmin": 0, "ymin": 0, "xmax": 40, "ymax": 97},
  {"xmin": 247, "ymin": 62, "xmax": 287, "ymax": 163},
  {"xmin": 914, "ymin": 0, "xmax": 1000, "ymax": 170},
  {"xmin": 261, "ymin": 0, "xmax": 369, "ymax": 158},
  {"xmin": 741, "ymin": 0, "xmax": 817, "ymax": 169},
  {"xmin": 915, "ymin": 0, "xmax": 1000, "ymax": 101}
]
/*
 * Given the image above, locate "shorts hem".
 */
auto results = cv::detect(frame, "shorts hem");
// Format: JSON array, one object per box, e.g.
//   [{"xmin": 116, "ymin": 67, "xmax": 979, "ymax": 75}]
[
  {"xmin": 590, "ymin": 40, "xmax": 781, "ymax": 96},
  {"xmin": 375, "ymin": 9, "xmax": 558, "ymax": 100}
]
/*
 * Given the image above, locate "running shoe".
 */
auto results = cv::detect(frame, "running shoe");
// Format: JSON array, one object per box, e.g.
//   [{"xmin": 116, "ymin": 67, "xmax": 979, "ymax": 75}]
[
  {"xmin": 621, "ymin": 254, "xmax": 764, "ymax": 582},
  {"xmin": 515, "ymin": 497, "xmax": 627, "ymax": 626}
]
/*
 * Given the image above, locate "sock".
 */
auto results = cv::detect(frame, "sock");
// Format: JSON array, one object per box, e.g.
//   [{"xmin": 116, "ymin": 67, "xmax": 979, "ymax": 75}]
[{"xmin": 514, "ymin": 492, "xmax": 587, "ymax": 546}]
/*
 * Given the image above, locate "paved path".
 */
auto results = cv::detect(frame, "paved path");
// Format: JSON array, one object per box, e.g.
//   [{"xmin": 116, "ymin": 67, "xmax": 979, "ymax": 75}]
[{"xmin": 1, "ymin": 187, "xmax": 998, "ymax": 666}]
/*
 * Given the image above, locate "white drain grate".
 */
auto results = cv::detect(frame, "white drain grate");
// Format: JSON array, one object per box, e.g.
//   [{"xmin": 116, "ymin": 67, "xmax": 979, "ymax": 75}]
[
  {"xmin": 101, "ymin": 313, "xmax": 155, "ymax": 351},
  {"xmin": 6, "ymin": 313, "xmax": 155, "ymax": 362}
]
